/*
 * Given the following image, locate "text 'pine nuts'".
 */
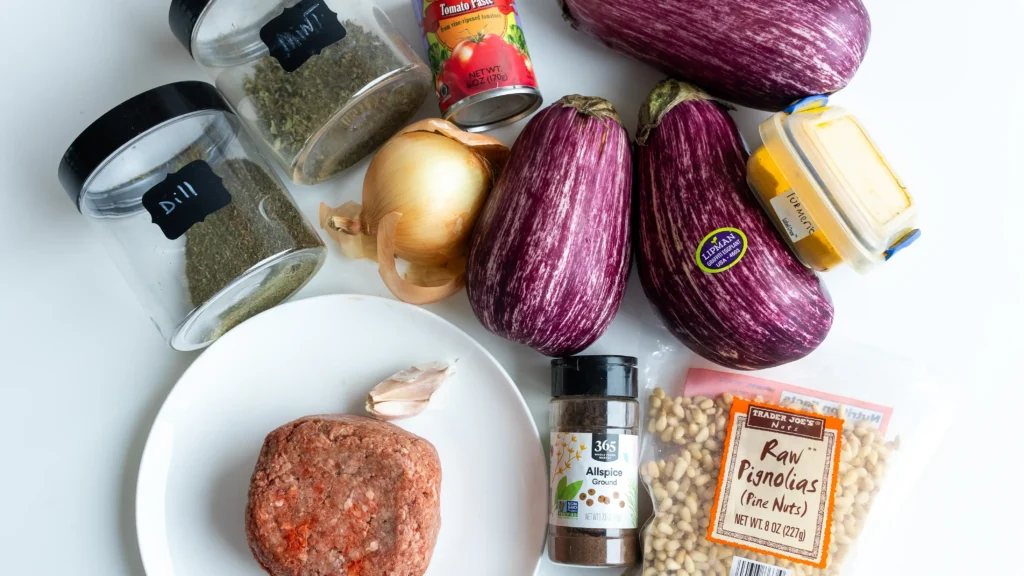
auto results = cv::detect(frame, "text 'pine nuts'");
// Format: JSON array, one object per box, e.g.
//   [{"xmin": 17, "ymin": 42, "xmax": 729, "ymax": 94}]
[{"xmin": 642, "ymin": 388, "xmax": 898, "ymax": 576}]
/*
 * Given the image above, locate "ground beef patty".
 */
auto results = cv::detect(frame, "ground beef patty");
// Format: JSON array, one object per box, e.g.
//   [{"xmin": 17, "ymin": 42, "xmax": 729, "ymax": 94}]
[{"xmin": 245, "ymin": 415, "xmax": 442, "ymax": 576}]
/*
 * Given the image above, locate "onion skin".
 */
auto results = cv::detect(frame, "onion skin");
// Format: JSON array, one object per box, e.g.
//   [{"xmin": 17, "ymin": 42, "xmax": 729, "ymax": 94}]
[
  {"xmin": 635, "ymin": 80, "xmax": 833, "ymax": 370},
  {"xmin": 359, "ymin": 131, "xmax": 493, "ymax": 266},
  {"xmin": 467, "ymin": 96, "xmax": 632, "ymax": 357},
  {"xmin": 559, "ymin": 0, "xmax": 870, "ymax": 111},
  {"xmin": 320, "ymin": 119, "xmax": 508, "ymax": 305}
]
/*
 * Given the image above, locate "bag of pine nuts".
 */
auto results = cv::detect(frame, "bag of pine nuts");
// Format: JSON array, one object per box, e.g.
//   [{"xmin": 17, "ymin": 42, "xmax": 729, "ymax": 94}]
[{"xmin": 638, "ymin": 338, "xmax": 942, "ymax": 576}]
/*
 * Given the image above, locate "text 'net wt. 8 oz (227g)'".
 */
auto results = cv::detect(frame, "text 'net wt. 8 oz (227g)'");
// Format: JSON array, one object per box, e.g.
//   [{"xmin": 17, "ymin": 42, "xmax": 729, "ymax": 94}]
[{"xmin": 637, "ymin": 338, "xmax": 946, "ymax": 576}]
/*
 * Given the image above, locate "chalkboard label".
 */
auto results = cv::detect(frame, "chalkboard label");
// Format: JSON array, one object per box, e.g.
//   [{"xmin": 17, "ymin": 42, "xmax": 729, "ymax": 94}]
[
  {"xmin": 261, "ymin": 0, "xmax": 347, "ymax": 73},
  {"xmin": 142, "ymin": 161, "xmax": 232, "ymax": 240}
]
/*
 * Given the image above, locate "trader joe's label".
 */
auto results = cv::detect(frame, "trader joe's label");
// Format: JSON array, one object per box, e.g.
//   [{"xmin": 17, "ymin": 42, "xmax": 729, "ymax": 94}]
[
  {"xmin": 549, "ymin": 432, "xmax": 639, "ymax": 529},
  {"xmin": 708, "ymin": 399, "xmax": 843, "ymax": 568}
]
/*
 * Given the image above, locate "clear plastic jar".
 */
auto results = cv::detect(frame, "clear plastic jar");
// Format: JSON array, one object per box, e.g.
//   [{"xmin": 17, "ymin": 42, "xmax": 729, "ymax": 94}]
[
  {"xmin": 169, "ymin": 0, "xmax": 432, "ymax": 185},
  {"xmin": 747, "ymin": 95, "xmax": 921, "ymax": 273},
  {"xmin": 548, "ymin": 356, "xmax": 641, "ymax": 567},
  {"xmin": 58, "ymin": 82, "xmax": 326, "ymax": 350}
]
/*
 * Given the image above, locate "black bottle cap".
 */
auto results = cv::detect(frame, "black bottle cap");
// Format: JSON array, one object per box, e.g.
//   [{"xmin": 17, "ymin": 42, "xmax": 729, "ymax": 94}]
[
  {"xmin": 58, "ymin": 81, "xmax": 232, "ymax": 210},
  {"xmin": 168, "ymin": 0, "xmax": 213, "ymax": 56},
  {"xmin": 552, "ymin": 356, "xmax": 638, "ymax": 399}
]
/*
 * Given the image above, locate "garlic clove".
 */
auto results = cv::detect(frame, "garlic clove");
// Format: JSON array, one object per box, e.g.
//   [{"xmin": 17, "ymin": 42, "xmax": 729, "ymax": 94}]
[
  {"xmin": 365, "ymin": 362, "xmax": 455, "ymax": 421},
  {"xmin": 369, "ymin": 362, "xmax": 453, "ymax": 402},
  {"xmin": 365, "ymin": 399, "xmax": 431, "ymax": 421}
]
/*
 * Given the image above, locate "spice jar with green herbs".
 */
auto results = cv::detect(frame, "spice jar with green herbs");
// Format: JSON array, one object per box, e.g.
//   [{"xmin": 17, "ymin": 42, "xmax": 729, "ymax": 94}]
[
  {"xmin": 58, "ymin": 82, "xmax": 326, "ymax": 350},
  {"xmin": 170, "ymin": 0, "xmax": 432, "ymax": 185},
  {"xmin": 549, "ymin": 356, "xmax": 641, "ymax": 567}
]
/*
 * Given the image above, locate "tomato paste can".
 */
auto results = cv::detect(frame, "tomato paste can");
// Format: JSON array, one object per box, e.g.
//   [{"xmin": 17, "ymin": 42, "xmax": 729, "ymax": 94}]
[{"xmin": 412, "ymin": 0, "xmax": 542, "ymax": 132}]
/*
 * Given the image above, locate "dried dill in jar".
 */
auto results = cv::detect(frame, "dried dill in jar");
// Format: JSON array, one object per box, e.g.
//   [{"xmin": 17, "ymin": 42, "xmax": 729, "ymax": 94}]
[
  {"xmin": 185, "ymin": 159, "xmax": 324, "ymax": 338},
  {"xmin": 548, "ymin": 356, "xmax": 641, "ymax": 567},
  {"xmin": 59, "ymin": 81, "xmax": 326, "ymax": 350}
]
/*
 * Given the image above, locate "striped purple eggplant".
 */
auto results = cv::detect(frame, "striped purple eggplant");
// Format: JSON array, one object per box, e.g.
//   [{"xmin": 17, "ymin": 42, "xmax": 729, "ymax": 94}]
[
  {"xmin": 559, "ymin": 0, "xmax": 870, "ymax": 111},
  {"xmin": 467, "ymin": 96, "xmax": 632, "ymax": 357},
  {"xmin": 635, "ymin": 80, "xmax": 833, "ymax": 370}
]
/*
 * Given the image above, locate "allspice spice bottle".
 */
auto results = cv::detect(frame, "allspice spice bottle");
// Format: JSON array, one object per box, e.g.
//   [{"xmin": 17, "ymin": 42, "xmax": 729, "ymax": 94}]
[{"xmin": 548, "ymin": 356, "xmax": 640, "ymax": 567}]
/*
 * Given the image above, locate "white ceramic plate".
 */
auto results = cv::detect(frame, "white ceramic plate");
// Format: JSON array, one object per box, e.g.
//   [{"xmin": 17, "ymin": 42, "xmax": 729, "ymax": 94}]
[{"xmin": 137, "ymin": 295, "xmax": 547, "ymax": 576}]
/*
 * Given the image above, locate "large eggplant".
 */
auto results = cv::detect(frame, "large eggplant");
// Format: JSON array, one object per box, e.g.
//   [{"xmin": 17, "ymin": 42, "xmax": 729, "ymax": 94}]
[
  {"xmin": 635, "ymin": 80, "xmax": 833, "ymax": 370},
  {"xmin": 467, "ymin": 96, "xmax": 632, "ymax": 357},
  {"xmin": 559, "ymin": 0, "xmax": 870, "ymax": 111}
]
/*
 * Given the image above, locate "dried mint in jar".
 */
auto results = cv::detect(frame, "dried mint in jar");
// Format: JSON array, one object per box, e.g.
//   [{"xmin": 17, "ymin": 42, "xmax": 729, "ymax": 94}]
[
  {"xmin": 243, "ymin": 20, "xmax": 429, "ymax": 179},
  {"xmin": 171, "ymin": 1, "xmax": 433, "ymax": 186},
  {"xmin": 548, "ymin": 356, "xmax": 641, "ymax": 567}
]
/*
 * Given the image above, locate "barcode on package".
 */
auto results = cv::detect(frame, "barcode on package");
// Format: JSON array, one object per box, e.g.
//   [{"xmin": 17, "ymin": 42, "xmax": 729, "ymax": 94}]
[{"xmin": 729, "ymin": 557, "xmax": 793, "ymax": 576}]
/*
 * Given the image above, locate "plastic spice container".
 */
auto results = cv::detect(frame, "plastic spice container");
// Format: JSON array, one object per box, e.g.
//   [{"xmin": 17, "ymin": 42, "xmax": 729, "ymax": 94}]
[
  {"xmin": 747, "ymin": 95, "xmax": 921, "ymax": 273},
  {"xmin": 548, "ymin": 356, "xmax": 640, "ymax": 567},
  {"xmin": 58, "ymin": 82, "xmax": 326, "ymax": 350},
  {"xmin": 169, "ymin": 0, "xmax": 432, "ymax": 185}
]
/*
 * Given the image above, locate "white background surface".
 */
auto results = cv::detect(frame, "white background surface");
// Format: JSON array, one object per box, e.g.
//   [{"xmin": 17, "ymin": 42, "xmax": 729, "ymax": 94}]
[{"xmin": 1, "ymin": 1, "xmax": 1021, "ymax": 575}]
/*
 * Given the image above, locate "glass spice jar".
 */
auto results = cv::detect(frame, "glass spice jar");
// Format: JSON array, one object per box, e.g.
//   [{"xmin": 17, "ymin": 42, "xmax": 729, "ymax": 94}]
[
  {"xmin": 58, "ymin": 82, "xmax": 326, "ymax": 350},
  {"xmin": 548, "ymin": 356, "xmax": 641, "ymax": 567},
  {"xmin": 169, "ymin": 0, "xmax": 432, "ymax": 185}
]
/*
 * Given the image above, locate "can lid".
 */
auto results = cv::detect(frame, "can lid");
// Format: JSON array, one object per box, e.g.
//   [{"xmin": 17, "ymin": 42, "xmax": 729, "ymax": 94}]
[
  {"xmin": 58, "ymin": 81, "xmax": 232, "ymax": 209},
  {"xmin": 552, "ymin": 356, "xmax": 638, "ymax": 399},
  {"xmin": 445, "ymin": 88, "xmax": 543, "ymax": 133},
  {"xmin": 168, "ymin": 0, "xmax": 213, "ymax": 56}
]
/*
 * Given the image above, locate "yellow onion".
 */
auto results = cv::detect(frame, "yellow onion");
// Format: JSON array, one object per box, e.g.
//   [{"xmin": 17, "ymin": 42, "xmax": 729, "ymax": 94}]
[{"xmin": 320, "ymin": 119, "xmax": 509, "ymax": 305}]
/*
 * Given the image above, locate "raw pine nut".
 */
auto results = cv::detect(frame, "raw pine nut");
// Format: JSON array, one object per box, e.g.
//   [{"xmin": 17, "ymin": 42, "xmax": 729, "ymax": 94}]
[{"xmin": 642, "ymin": 390, "xmax": 898, "ymax": 575}]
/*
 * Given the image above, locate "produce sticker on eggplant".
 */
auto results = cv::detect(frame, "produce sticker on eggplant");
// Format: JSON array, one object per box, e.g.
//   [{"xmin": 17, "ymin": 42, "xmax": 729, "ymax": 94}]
[
  {"xmin": 708, "ymin": 398, "xmax": 843, "ymax": 568},
  {"xmin": 696, "ymin": 227, "xmax": 748, "ymax": 274},
  {"xmin": 413, "ymin": 0, "xmax": 538, "ymax": 113}
]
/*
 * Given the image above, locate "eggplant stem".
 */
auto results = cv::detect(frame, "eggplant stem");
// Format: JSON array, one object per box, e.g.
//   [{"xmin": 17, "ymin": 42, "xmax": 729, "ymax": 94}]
[
  {"xmin": 557, "ymin": 95, "xmax": 622, "ymax": 126},
  {"xmin": 636, "ymin": 79, "xmax": 732, "ymax": 146},
  {"xmin": 557, "ymin": 0, "xmax": 577, "ymax": 25}
]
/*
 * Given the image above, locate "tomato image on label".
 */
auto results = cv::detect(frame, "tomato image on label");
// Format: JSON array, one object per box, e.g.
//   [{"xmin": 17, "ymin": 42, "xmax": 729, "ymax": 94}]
[
  {"xmin": 413, "ymin": 0, "xmax": 541, "ymax": 129},
  {"xmin": 442, "ymin": 33, "xmax": 534, "ymax": 97}
]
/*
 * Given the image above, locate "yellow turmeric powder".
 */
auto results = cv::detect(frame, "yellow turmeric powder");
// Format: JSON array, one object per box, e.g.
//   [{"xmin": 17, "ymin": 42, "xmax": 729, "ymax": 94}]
[{"xmin": 748, "ymin": 147, "xmax": 843, "ymax": 271}]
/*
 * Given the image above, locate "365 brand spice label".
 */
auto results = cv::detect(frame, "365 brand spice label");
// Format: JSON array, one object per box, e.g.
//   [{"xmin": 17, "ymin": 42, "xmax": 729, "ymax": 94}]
[
  {"xmin": 549, "ymin": 432, "xmax": 639, "ymax": 530},
  {"xmin": 708, "ymin": 399, "xmax": 843, "ymax": 568}
]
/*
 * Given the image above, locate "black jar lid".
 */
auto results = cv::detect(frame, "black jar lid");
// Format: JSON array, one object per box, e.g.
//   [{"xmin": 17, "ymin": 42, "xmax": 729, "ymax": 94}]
[
  {"xmin": 168, "ymin": 0, "xmax": 213, "ymax": 56},
  {"xmin": 58, "ymin": 81, "xmax": 232, "ymax": 210},
  {"xmin": 552, "ymin": 356, "xmax": 638, "ymax": 399}
]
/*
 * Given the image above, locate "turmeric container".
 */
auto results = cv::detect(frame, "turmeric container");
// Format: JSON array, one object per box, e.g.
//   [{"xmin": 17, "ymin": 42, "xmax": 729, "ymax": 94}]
[{"xmin": 748, "ymin": 96, "xmax": 920, "ymax": 273}]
